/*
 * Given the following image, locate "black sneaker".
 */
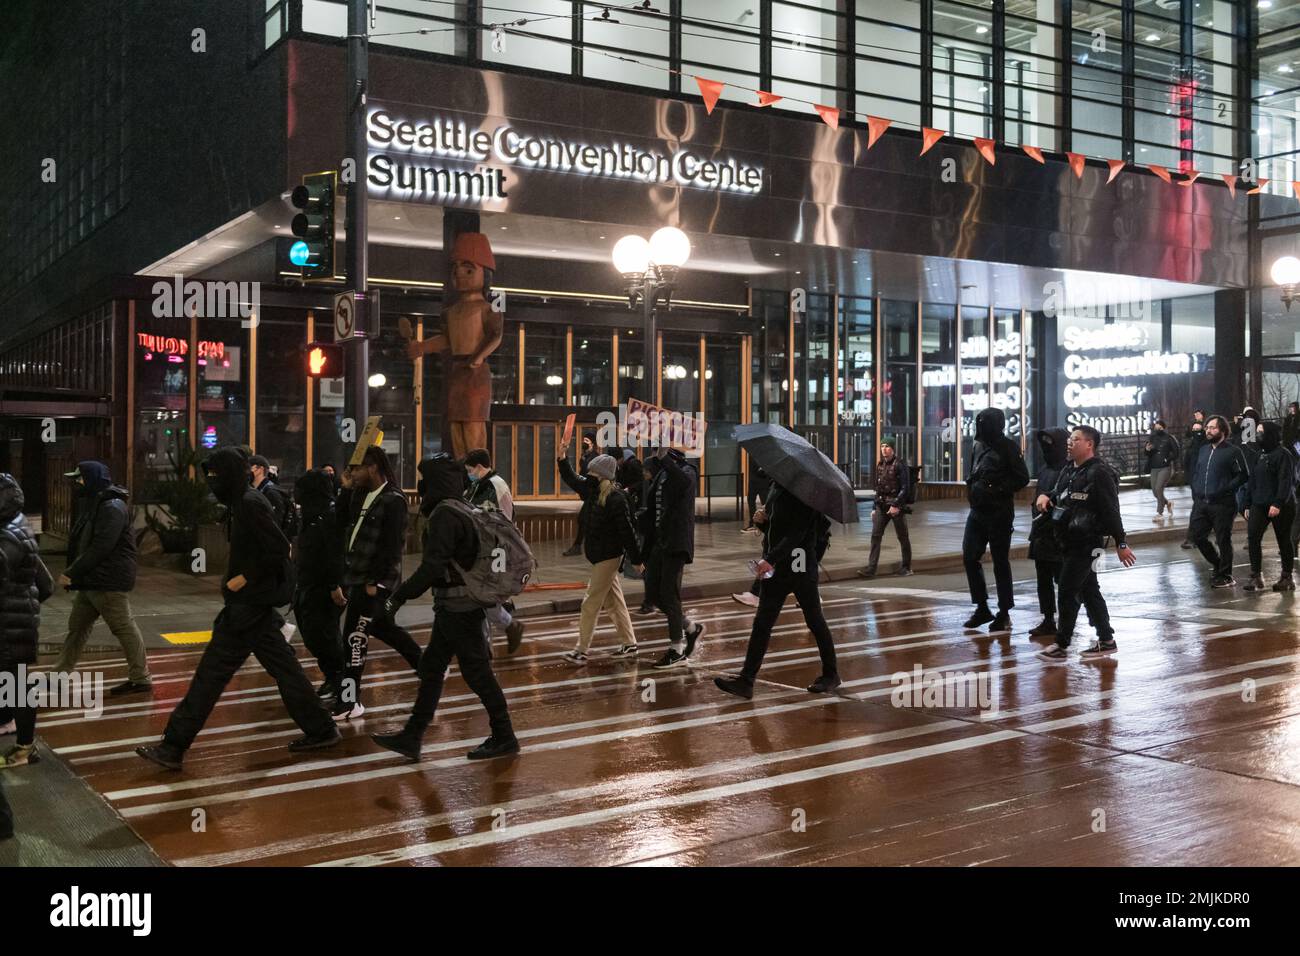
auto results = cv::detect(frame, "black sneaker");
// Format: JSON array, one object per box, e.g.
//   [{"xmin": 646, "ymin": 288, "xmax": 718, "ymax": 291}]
[
  {"xmin": 288, "ymin": 729, "xmax": 341, "ymax": 753},
  {"xmin": 1028, "ymin": 618, "xmax": 1058, "ymax": 637},
  {"xmin": 714, "ymin": 675, "xmax": 754, "ymax": 700},
  {"xmin": 989, "ymin": 612, "xmax": 1012, "ymax": 632},
  {"xmin": 372, "ymin": 731, "xmax": 423, "ymax": 762},
  {"xmin": 963, "ymin": 606, "xmax": 995, "ymax": 629},
  {"xmin": 1036, "ymin": 646, "xmax": 1069, "ymax": 664},
  {"xmin": 683, "ymin": 621, "xmax": 706, "ymax": 658},
  {"xmin": 1180, "ymin": 540, "xmax": 1194, "ymax": 550},
  {"xmin": 467, "ymin": 736, "xmax": 520, "ymax": 760},
  {"xmin": 895, "ymin": 568, "xmax": 914, "ymax": 577},
  {"xmin": 135, "ymin": 744, "xmax": 183, "ymax": 771},
  {"xmin": 562, "ymin": 545, "xmax": 583, "ymax": 557},
  {"xmin": 635, "ymin": 604, "xmax": 657, "ymax": 616},
  {"xmin": 505, "ymin": 619, "xmax": 525, "ymax": 654},
  {"xmin": 1080, "ymin": 640, "xmax": 1118, "ymax": 660},
  {"xmin": 652, "ymin": 648, "xmax": 688, "ymax": 669},
  {"xmin": 1273, "ymin": 574, "xmax": 1296, "ymax": 592},
  {"xmin": 315, "ymin": 681, "xmax": 337, "ymax": 700},
  {"xmin": 856, "ymin": 567, "xmax": 877, "ymax": 579},
  {"xmin": 1243, "ymin": 574, "xmax": 1266, "ymax": 592},
  {"xmin": 109, "ymin": 680, "xmax": 153, "ymax": 697},
  {"xmin": 1211, "ymin": 575, "xmax": 1236, "ymax": 589},
  {"xmin": 807, "ymin": 674, "xmax": 842, "ymax": 694}
]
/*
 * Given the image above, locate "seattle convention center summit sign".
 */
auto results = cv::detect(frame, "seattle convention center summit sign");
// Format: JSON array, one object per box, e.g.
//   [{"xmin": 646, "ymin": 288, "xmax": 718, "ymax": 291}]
[{"xmin": 365, "ymin": 102, "xmax": 765, "ymax": 206}]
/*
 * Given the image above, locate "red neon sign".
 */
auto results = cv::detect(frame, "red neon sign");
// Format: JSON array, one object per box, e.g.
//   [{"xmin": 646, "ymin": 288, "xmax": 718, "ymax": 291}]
[{"xmin": 137, "ymin": 332, "xmax": 226, "ymax": 361}]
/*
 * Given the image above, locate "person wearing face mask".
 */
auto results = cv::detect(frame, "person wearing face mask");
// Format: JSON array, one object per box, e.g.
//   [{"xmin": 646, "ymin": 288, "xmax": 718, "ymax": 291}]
[
  {"xmin": 292, "ymin": 469, "xmax": 348, "ymax": 703},
  {"xmin": 961, "ymin": 408, "xmax": 1030, "ymax": 632},
  {"xmin": 562, "ymin": 432, "xmax": 602, "ymax": 557},
  {"xmin": 464, "ymin": 448, "xmax": 525, "ymax": 654},
  {"xmin": 1188, "ymin": 415, "xmax": 1251, "ymax": 588},
  {"xmin": 1143, "ymin": 420, "xmax": 1180, "ymax": 520},
  {"xmin": 1181, "ymin": 410, "xmax": 1207, "ymax": 549},
  {"xmin": 1240, "ymin": 421, "xmax": 1296, "ymax": 592},
  {"xmin": 370, "ymin": 455, "xmax": 518, "ymax": 762},
  {"xmin": 137, "ymin": 447, "xmax": 337, "ymax": 771},
  {"xmin": 51, "ymin": 461, "xmax": 151, "ymax": 695}
]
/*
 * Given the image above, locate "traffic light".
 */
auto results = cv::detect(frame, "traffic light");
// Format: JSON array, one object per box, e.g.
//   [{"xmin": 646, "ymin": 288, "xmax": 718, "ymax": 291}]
[
  {"xmin": 304, "ymin": 342, "xmax": 343, "ymax": 377},
  {"xmin": 290, "ymin": 171, "xmax": 336, "ymax": 280}
]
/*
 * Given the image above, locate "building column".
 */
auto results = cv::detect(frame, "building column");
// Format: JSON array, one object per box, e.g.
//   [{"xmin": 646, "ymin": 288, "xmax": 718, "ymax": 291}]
[{"xmin": 1215, "ymin": 288, "xmax": 1247, "ymax": 413}]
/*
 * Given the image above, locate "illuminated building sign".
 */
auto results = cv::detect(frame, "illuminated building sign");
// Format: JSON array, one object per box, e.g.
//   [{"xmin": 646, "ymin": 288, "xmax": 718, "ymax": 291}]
[
  {"xmin": 367, "ymin": 106, "xmax": 764, "ymax": 205},
  {"xmin": 137, "ymin": 332, "xmax": 226, "ymax": 361}
]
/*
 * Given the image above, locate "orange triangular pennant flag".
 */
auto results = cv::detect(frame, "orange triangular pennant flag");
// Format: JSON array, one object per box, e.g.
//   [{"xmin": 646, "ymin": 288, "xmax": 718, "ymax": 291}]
[
  {"xmin": 1106, "ymin": 159, "xmax": 1125, "ymax": 183},
  {"xmin": 1247, "ymin": 179, "xmax": 1269, "ymax": 194},
  {"xmin": 1021, "ymin": 145, "xmax": 1045, "ymax": 164},
  {"xmin": 1292, "ymin": 181, "xmax": 1300, "ymax": 200},
  {"xmin": 1221, "ymin": 174, "xmax": 1237, "ymax": 198},
  {"xmin": 1066, "ymin": 152, "xmax": 1086, "ymax": 179},
  {"xmin": 920, "ymin": 127, "xmax": 945, "ymax": 156},
  {"xmin": 694, "ymin": 76, "xmax": 724, "ymax": 115},
  {"xmin": 1177, "ymin": 169, "xmax": 1201, "ymax": 187},
  {"xmin": 866, "ymin": 115, "xmax": 892, "ymax": 150},
  {"xmin": 1147, "ymin": 164, "xmax": 1173, "ymax": 183},
  {"xmin": 973, "ymin": 138, "xmax": 997, "ymax": 166},
  {"xmin": 814, "ymin": 104, "xmax": 839, "ymax": 129},
  {"xmin": 755, "ymin": 90, "xmax": 782, "ymax": 107}
]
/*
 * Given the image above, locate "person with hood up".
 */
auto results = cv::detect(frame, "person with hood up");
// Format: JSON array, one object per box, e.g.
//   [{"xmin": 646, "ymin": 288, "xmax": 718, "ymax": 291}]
[
  {"xmin": 334, "ymin": 445, "xmax": 422, "ymax": 721},
  {"xmin": 53, "ymin": 461, "xmax": 152, "ymax": 695},
  {"xmin": 0, "ymin": 474, "xmax": 55, "ymax": 778},
  {"xmin": 643, "ymin": 447, "xmax": 707, "ymax": 669},
  {"xmin": 370, "ymin": 454, "xmax": 518, "ymax": 762},
  {"xmin": 1240, "ymin": 420, "xmax": 1296, "ymax": 592},
  {"xmin": 1181, "ymin": 410, "xmax": 1208, "ymax": 549},
  {"xmin": 714, "ymin": 478, "xmax": 840, "ymax": 700},
  {"xmin": 1035, "ymin": 426, "xmax": 1136, "ymax": 663},
  {"xmin": 1142, "ymin": 420, "xmax": 1180, "ymax": 520},
  {"xmin": 136, "ymin": 447, "xmax": 338, "ymax": 771},
  {"xmin": 1188, "ymin": 414, "xmax": 1251, "ymax": 588},
  {"xmin": 556, "ymin": 452, "xmax": 642, "ymax": 664},
  {"xmin": 962, "ymin": 408, "xmax": 1030, "ymax": 631},
  {"xmin": 292, "ymin": 469, "xmax": 348, "ymax": 702},
  {"xmin": 1026, "ymin": 427, "xmax": 1072, "ymax": 637}
]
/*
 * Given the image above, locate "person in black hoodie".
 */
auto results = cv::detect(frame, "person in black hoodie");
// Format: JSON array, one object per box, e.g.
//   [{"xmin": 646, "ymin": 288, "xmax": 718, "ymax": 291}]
[
  {"xmin": 53, "ymin": 461, "xmax": 152, "ymax": 695},
  {"xmin": 643, "ymin": 447, "xmax": 706, "ymax": 669},
  {"xmin": 1143, "ymin": 420, "xmax": 1180, "ymax": 519},
  {"xmin": 334, "ymin": 446, "xmax": 422, "ymax": 721},
  {"xmin": 293, "ymin": 470, "xmax": 348, "ymax": 701},
  {"xmin": 1284, "ymin": 403, "xmax": 1300, "ymax": 454},
  {"xmin": 1027, "ymin": 427, "xmax": 1071, "ymax": 638},
  {"xmin": 137, "ymin": 447, "xmax": 338, "ymax": 770},
  {"xmin": 370, "ymin": 454, "xmax": 518, "ymax": 762},
  {"xmin": 1240, "ymin": 420, "xmax": 1296, "ymax": 592},
  {"xmin": 1189, "ymin": 414, "xmax": 1250, "ymax": 588},
  {"xmin": 562, "ymin": 431, "xmax": 601, "ymax": 557},
  {"xmin": 1035, "ymin": 426, "xmax": 1135, "ymax": 663},
  {"xmin": 962, "ymin": 408, "xmax": 1030, "ymax": 631},
  {"xmin": 0, "ymin": 474, "xmax": 55, "ymax": 778},
  {"xmin": 1181, "ymin": 410, "xmax": 1208, "ymax": 549},
  {"xmin": 714, "ymin": 480, "xmax": 840, "ymax": 699},
  {"xmin": 557, "ymin": 453, "xmax": 643, "ymax": 664}
]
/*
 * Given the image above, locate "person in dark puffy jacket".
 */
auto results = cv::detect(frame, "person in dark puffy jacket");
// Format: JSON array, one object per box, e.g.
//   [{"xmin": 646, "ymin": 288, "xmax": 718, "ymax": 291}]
[
  {"xmin": 1143, "ymin": 420, "xmax": 1180, "ymax": 519},
  {"xmin": 53, "ymin": 461, "xmax": 151, "ymax": 696},
  {"xmin": 641, "ymin": 447, "xmax": 705, "ymax": 669},
  {"xmin": 1189, "ymin": 415, "xmax": 1250, "ymax": 588},
  {"xmin": 1241, "ymin": 421, "xmax": 1296, "ymax": 593},
  {"xmin": 0, "ymin": 474, "xmax": 55, "ymax": 780},
  {"xmin": 557, "ymin": 454, "xmax": 642, "ymax": 664},
  {"xmin": 962, "ymin": 407, "xmax": 1030, "ymax": 631},
  {"xmin": 1027, "ymin": 427, "xmax": 1070, "ymax": 638},
  {"xmin": 136, "ymin": 447, "xmax": 338, "ymax": 771},
  {"xmin": 292, "ymin": 469, "xmax": 348, "ymax": 702}
]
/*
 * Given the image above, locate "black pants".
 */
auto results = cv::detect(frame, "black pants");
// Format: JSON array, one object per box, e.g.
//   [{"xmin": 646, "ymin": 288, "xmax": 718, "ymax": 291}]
[
  {"xmin": 404, "ymin": 606, "xmax": 514, "ymax": 741},
  {"xmin": 162, "ymin": 604, "xmax": 334, "ymax": 751},
  {"xmin": 1056, "ymin": 548, "xmax": 1114, "ymax": 648},
  {"xmin": 644, "ymin": 548, "xmax": 689, "ymax": 647},
  {"xmin": 0, "ymin": 665, "xmax": 37, "ymax": 747},
  {"xmin": 0, "ymin": 776, "xmax": 12, "ymax": 838},
  {"xmin": 865, "ymin": 507, "xmax": 911, "ymax": 571},
  {"xmin": 570, "ymin": 498, "xmax": 592, "ymax": 548},
  {"xmin": 741, "ymin": 571, "xmax": 839, "ymax": 681},
  {"xmin": 962, "ymin": 508, "xmax": 1015, "ymax": 611},
  {"xmin": 1247, "ymin": 501, "xmax": 1295, "ymax": 576},
  {"xmin": 1189, "ymin": 498, "xmax": 1237, "ymax": 578},
  {"xmin": 340, "ymin": 585, "xmax": 422, "ymax": 704},
  {"xmin": 1034, "ymin": 560, "xmax": 1059, "ymax": 617},
  {"xmin": 294, "ymin": 586, "xmax": 344, "ymax": 691}
]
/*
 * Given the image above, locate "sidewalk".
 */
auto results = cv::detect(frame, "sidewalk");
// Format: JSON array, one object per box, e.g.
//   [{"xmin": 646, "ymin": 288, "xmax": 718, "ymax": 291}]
[{"xmin": 35, "ymin": 485, "xmax": 1194, "ymax": 651}]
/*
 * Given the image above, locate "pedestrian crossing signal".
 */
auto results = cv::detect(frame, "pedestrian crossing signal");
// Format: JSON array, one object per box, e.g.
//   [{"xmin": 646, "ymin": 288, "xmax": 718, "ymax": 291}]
[{"xmin": 305, "ymin": 342, "xmax": 342, "ymax": 377}]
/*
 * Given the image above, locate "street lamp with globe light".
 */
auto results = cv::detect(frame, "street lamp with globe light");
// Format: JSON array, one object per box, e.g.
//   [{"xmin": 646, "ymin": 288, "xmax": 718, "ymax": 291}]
[
  {"xmin": 612, "ymin": 226, "xmax": 691, "ymax": 403},
  {"xmin": 1271, "ymin": 255, "xmax": 1300, "ymax": 311}
]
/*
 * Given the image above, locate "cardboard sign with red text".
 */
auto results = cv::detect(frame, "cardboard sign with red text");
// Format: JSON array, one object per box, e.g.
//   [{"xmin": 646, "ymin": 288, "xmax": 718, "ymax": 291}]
[{"xmin": 624, "ymin": 398, "xmax": 707, "ymax": 457}]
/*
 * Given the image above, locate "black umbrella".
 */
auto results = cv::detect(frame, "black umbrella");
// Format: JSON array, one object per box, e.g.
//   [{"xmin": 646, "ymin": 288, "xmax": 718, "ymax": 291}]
[{"xmin": 733, "ymin": 423, "xmax": 859, "ymax": 524}]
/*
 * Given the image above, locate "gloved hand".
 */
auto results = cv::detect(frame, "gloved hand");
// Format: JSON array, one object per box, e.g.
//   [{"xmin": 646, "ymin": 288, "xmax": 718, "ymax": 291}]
[{"xmin": 380, "ymin": 596, "xmax": 402, "ymax": 622}]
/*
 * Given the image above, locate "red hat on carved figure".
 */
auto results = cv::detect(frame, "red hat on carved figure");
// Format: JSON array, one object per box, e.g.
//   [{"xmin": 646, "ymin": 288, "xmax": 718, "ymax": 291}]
[{"xmin": 450, "ymin": 232, "xmax": 496, "ymax": 272}]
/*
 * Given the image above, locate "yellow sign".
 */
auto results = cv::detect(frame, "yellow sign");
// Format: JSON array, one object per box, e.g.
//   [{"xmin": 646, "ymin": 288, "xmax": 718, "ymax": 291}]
[
  {"xmin": 348, "ymin": 416, "xmax": 385, "ymax": 465},
  {"xmin": 162, "ymin": 631, "xmax": 211, "ymax": 645}
]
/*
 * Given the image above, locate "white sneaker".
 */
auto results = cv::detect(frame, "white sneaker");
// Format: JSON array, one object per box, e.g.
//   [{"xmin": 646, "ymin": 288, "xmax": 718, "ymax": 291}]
[
  {"xmin": 731, "ymin": 592, "xmax": 760, "ymax": 608},
  {"xmin": 281, "ymin": 622, "xmax": 297, "ymax": 643},
  {"xmin": 608, "ymin": 644, "xmax": 639, "ymax": 659},
  {"xmin": 332, "ymin": 702, "xmax": 365, "ymax": 722}
]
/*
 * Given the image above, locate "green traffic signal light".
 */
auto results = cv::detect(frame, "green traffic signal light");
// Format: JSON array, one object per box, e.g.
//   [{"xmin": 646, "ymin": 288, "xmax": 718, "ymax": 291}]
[{"xmin": 290, "ymin": 173, "xmax": 336, "ymax": 280}]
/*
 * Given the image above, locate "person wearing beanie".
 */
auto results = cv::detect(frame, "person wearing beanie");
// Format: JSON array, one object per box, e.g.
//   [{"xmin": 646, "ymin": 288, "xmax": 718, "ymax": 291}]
[
  {"xmin": 1241, "ymin": 420, "xmax": 1296, "ymax": 592},
  {"xmin": 562, "ymin": 432, "xmax": 602, "ymax": 556},
  {"xmin": 370, "ymin": 454, "xmax": 518, "ymax": 762},
  {"xmin": 857, "ymin": 438, "xmax": 913, "ymax": 579},
  {"xmin": 137, "ymin": 446, "xmax": 338, "ymax": 771},
  {"xmin": 556, "ymin": 451, "xmax": 643, "ymax": 664}
]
